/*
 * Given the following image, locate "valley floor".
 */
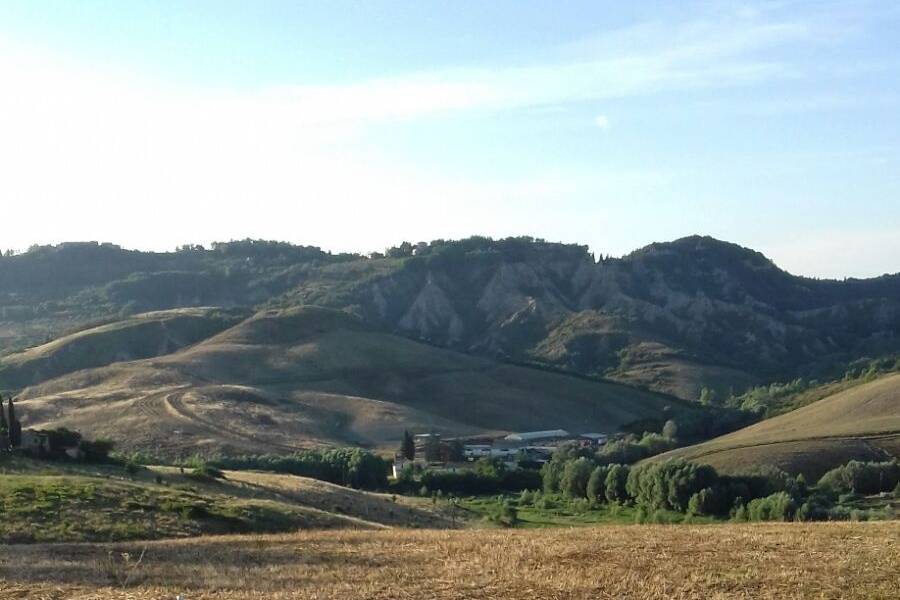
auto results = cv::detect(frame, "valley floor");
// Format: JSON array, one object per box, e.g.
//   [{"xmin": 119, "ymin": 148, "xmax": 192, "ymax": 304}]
[{"xmin": 0, "ymin": 521, "xmax": 897, "ymax": 599}]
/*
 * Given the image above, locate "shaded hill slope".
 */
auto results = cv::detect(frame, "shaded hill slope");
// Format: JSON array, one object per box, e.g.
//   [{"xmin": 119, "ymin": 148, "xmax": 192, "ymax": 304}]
[
  {"xmin": 3, "ymin": 236, "xmax": 898, "ymax": 400},
  {"xmin": 0, "ymin": 240, "xmax": 359, "ymax": 353},
  {"xmin": 281, "ymin": 236, "xmax": 900, "ymax": 400},
  {"xmin": 0, "ymin": 307, "xmax": 248, "ymax": 391},
  {"xmin": 651, "ymin": 373, "xmax": 900, "ymax": 479},
  {"xmin": 17, "ymin": 307, "xmax": 677, "ymax": 457}
]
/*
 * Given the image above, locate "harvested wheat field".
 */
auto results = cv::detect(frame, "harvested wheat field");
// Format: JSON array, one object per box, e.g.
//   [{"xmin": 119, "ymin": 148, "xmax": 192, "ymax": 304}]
[{"xmin": 0, "ymin": 521, "xmax": 898, "ymax": 599}]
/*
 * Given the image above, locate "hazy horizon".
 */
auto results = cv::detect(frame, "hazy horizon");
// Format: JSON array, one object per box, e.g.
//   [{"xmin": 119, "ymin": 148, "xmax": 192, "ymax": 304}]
[{"xmin": 2, "ymin": 1, "xmax": 898, "ymax": 278}]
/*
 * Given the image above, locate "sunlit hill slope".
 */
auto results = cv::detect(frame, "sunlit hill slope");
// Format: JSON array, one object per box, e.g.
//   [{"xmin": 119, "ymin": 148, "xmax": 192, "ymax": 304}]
[{"xmin": 16, "ymin": 306, "xmax": 677, "ymax": 457}]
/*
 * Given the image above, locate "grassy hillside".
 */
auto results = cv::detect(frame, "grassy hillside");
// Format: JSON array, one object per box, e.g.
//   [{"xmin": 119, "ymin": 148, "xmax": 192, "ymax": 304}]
[
  {"xmin": 0, "ymin": 456, "xmax": 456, "ymax": 543},
  {"xmin": 16, "ymin": 306, "xmax": 678, "ymax": 457},
  {"xmin": 653, "ymin": 373, "xmax": 900, "ymax": 479},
  {"xmin": 0, "ymin": 307, "xmax": 248, "ymax": 391},
  {"xmin": 1, "ymin": 522, "xmax": 897, "ymax": 598}
]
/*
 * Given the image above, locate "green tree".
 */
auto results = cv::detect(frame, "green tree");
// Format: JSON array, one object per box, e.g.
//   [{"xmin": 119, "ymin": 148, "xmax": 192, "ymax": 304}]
[
  {"xmin": 541, "ymin": 457, "xmax": 565, "ymax": 494},
  {"xmin": 699, "ymin": 387, "xmax": 717, "ymax": 406},
  {"xmin": 605, "ymin": 464, "xmax": 630, "ymax": 504},
  {"xmin": 747, "ymin": 492, "xmax": 796, "ymax": 521},
  {"xmin": 587, "ymin": 465, "xmax": 610, "ymax": 502},
  {"xmin": 662, "ymin": 419, "xmax": 678, "ymax": 440},
  {"xmin": 560, "ymin": 457, "xmax": 594, "ymax": 499}
]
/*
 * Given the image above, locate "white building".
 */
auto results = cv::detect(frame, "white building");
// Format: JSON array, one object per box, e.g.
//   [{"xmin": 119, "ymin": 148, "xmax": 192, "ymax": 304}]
[{"xmin": 503, "ymin": 429, "xmax": 570, "ymax": 443}]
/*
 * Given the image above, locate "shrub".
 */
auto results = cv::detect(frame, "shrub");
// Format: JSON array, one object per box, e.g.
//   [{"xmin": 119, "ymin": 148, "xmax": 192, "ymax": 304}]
[
  {"xmin": 796, "ymin": 497, "xmax": 830, "ymax": 521},
  {"xmin": 79, "ymin": 439, "xmax": 115, "ymax": 463},
  {"xmin": 747, "ymin": 492, "xmax": 796, "ymax": 522},
  {"xmin": 817, "ymin": 460, "xmax": 900, "ymax": 495},
  {"xmin": 488, "ymin": 500, "xmax": 518, "ymax": 527},
  {"xmin": 188, "ymin": 464, "xmax": 225, "ymax": 481},
  {"xmin": 687, "ymin": 486, "xmax": 728, "ymax": 516},
  {"xmin": 730, "ymin": 499, "xmax": 748, "ymax": 522}
]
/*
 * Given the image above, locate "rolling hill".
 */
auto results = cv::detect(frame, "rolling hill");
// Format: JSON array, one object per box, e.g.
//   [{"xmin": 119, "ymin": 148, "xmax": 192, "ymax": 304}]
[
  {"xmin": 652, "ymin": 372, "xmax": 900, "ymax": 479},
  {"xmin": 15, "ymin": 306, "xmax": 678, "ymax": 457},
  {"xmin": 2, "ymin": 236, "xmax": 898, "ymax": 401},
  {"xmin": 0, "ymin": 307, "xmax": 248, "ymax": 391},
  {"xmin": 0, "ymin": 456, "xmax": 457, "ymax": 543}
]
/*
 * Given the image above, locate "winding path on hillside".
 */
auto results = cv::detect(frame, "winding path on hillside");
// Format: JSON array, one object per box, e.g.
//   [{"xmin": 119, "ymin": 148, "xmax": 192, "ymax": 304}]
[
  {"xmin": 162, "ymin": 390, "xmax": 304, "ymax": 453},
  {"xmin": 129, "ymin": 385, "xmax": 303, "ymax": 453}
]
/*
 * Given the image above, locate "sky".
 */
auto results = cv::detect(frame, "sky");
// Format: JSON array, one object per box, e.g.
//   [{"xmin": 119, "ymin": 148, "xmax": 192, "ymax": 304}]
[{"xmin": 0, "ymin": 1, "xmax": 898, "ymax": 278}]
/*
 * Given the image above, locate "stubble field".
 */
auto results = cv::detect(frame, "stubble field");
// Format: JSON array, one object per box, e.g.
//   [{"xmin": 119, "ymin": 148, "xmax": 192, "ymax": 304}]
[{"xmin": 0, "ymin": 521, "xmax": 897, "ymax": 599}]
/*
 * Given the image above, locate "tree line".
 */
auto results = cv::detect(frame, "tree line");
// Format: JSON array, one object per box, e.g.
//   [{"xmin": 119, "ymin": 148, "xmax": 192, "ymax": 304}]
[
  {"xmin": 206, "ymin": 448, "xmax": 391, "ymax": 490},
  {"xmin": 540, "ymin": 446, "xmax": 900, "ymax": 522}
]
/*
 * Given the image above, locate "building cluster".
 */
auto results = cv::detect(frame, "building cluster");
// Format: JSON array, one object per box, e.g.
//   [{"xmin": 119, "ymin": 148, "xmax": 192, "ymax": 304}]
[{"xmin": 393, "ymin": 429, "xmax": 609, "ymax": 477}]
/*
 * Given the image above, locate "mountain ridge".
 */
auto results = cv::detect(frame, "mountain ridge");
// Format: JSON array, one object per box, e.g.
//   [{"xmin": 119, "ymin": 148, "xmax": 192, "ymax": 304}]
[{"xmin": 2, "ymin": 235, "xmax": 898, "ymax": 400}]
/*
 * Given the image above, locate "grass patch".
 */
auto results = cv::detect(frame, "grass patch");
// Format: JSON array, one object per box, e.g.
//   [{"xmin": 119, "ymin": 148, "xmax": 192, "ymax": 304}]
[
  {"xmin": 0, "ymin": 463, "xmax": 359, "ymax": 543},
  {"xmin": 457, "ymin": 494, "xmax": 715, "ymax": 527}
]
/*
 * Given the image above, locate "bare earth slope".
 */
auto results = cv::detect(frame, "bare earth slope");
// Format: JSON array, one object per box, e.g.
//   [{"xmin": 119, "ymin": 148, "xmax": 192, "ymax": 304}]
[
  {"xmin": 17, "ymin": 306, "xmax": 676, "ymax": 457},
  {"xmin": 653, "ymin": 373, "xmax": 900, "ymax": 479}
]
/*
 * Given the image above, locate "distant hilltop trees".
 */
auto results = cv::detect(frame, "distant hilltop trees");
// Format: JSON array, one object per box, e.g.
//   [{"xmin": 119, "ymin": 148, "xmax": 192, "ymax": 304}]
[{"xmin": 382, "ymin": 236, "xmax": 592, "ymax": 261}]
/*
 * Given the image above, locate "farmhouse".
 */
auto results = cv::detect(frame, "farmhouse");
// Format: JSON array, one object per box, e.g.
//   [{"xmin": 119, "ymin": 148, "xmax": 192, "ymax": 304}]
[{"xmin": 396, "ymin": 428, "xmax": 615, "ymax": 477}]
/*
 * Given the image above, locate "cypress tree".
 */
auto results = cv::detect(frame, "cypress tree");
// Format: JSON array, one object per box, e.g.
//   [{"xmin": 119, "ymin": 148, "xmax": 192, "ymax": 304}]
[
  {"xmin": 0, "ymin": 396, "xmax": 7, "ymax": 432},
  {"xmin": 0, "ymin": 397, "xmax": 7, "ymax": 451},
  {"xmin": 401, "ymin": 430, "xmax": 415, "ymax": 461},
  {"xmin": 7, "ymin": 397, "xmax": 21, "ymax": 447}
]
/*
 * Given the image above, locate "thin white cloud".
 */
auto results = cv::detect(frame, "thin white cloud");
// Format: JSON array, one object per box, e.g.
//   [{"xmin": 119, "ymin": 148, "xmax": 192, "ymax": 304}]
[
  {"xmin": 594, "ymin": 115, "xmax": 610, "ymax": 129},
  {"xmin": 0, "ymin": 6, "xmax": 883, "ymax": 273}
]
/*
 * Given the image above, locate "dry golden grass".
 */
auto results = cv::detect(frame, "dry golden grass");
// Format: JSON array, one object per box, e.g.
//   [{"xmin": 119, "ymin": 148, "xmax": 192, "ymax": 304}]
[
  {"xmin": 16, "ymin": 306, "xmax": 672, "ymax": 456},
  {"xmin": 0, "ymin": 521, "xmax": 897, "ymax": 599},
  {"xmin": 655, "ymin": 373, "xmax": 900, "ymax": 479}
]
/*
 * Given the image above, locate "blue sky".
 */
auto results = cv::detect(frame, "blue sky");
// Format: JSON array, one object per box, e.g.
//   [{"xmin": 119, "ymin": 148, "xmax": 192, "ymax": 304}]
[{"xmin": 0, "ymin": 1, "xmax": 898, "ymax": 278}]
